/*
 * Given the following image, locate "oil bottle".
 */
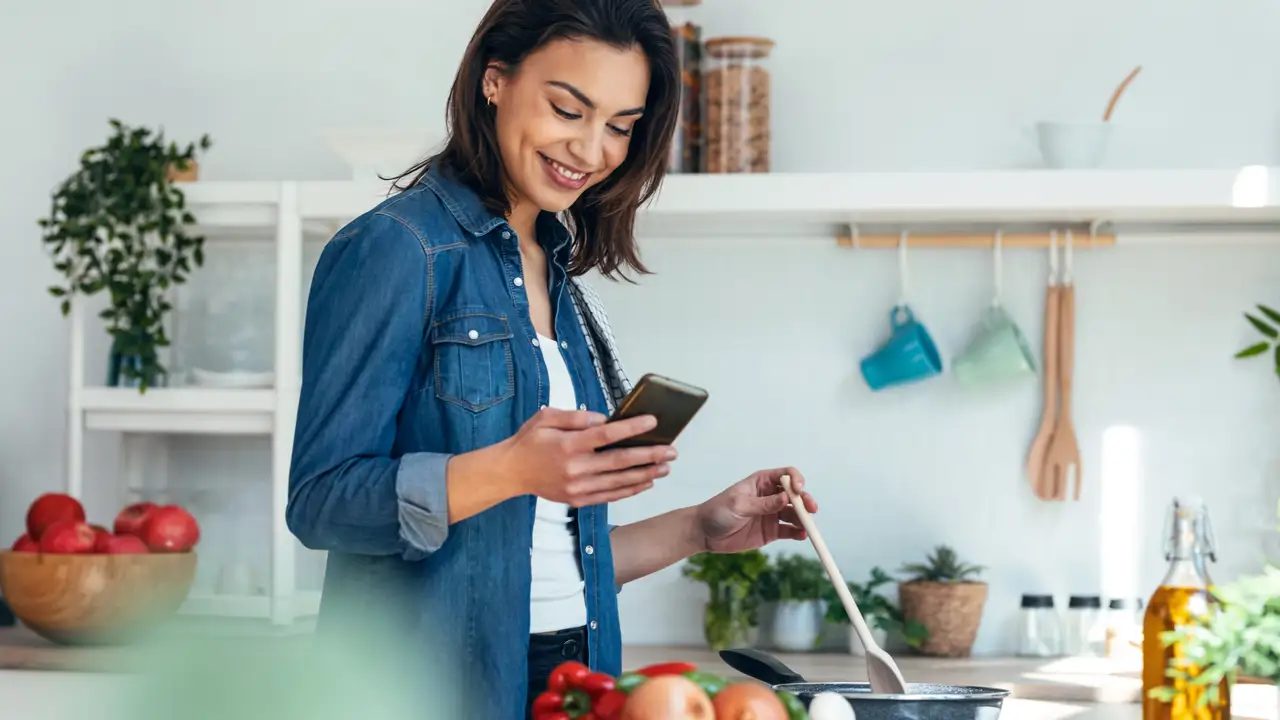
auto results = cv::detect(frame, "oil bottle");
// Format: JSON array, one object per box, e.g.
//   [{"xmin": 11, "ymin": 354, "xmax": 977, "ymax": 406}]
[{"xmin": 1141, "ymin": 496, "xmax": 1230, "ymax": 720}]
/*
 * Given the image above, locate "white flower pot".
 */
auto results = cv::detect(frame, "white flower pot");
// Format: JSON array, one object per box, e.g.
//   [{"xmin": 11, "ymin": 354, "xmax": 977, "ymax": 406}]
[
  {"xmin": 847, "ymin": 624, "xmax": 889, "ymax": 657},
  {"xmin": 772, "ymin": 600, "xmax": 826, "ymax": 652}
]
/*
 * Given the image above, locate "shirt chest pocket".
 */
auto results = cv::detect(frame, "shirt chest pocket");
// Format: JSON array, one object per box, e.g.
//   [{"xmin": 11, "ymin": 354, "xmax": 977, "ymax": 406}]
[{"xmin": 429, "ymin": 311, "xmax": 516, "ymax": 412}]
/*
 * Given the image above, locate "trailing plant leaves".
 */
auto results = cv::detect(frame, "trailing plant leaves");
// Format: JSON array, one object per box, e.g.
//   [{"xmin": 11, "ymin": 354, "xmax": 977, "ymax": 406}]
[
  {"xmin": 1153, "ymin": 566, "xmax": 1280, "ymax": 704},
  {"xmin": 1235, "ymin": 342, "xmax": 1269, "ymax": 359},
  {"xmin": 39, "ymin": 118, "xmax": 210, "ymax": 392},
  {"xmin": 1257, "ymin": 304, "xmax": 1280, "ymax": 326},
  {"xmin": 1245, "ymin": 313, "xmax": 1278, "ymax": 339}
]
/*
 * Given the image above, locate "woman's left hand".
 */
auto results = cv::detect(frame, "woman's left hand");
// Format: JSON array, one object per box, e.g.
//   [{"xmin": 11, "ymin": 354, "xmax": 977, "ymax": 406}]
[{"xmin": 693, "ymin": 467, "xmax": 818, "ymax": 553}]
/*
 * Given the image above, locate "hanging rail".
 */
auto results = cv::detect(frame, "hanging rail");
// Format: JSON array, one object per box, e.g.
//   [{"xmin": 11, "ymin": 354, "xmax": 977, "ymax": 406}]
[{"xmin": 837, "ymin": 225, "xmax": 1116, "ymax": 250}]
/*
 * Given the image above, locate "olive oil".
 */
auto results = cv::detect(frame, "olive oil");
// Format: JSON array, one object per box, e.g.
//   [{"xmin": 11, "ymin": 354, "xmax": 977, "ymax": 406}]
[{"xmin": 1141, "ymin": 498, "xmax": 1230, "ymax": 720}]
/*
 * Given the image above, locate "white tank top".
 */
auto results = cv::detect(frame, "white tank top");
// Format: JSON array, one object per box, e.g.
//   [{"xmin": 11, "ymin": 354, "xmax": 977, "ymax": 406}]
[{"xmin": 529, "ymin": 333, "xmax": 587, "ymax": 633}]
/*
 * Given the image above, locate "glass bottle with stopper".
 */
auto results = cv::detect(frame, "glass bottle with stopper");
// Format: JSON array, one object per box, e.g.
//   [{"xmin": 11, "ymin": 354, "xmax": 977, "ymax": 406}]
[{"xmin": 1141, "ymin": 496, "xmax": 1229, "ymax": 720}]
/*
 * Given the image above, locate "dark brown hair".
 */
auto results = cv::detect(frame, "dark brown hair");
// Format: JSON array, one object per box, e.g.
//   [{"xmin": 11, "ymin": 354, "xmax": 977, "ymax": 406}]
[{"xmin": 389, "ymin": 0, "xmax": 679, "ymax": 280}]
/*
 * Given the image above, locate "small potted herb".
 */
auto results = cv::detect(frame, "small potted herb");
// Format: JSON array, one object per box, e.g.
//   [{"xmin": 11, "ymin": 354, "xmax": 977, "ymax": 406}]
[
  {"xmin": 824, "ymin": 566, "xmax": 928, "ymax": 656},
  {"xmin": 39, "ymin": 119, "xmax": 212, "ymax": 392},
  {"xmin": 898, "ymin": 545, "xmax": 988, "ymax": 657},
  {"xmin": 1152, "ymin": 566, "xmax": 1279, "ymax": 710},
  {"xmin": 759, "ymin": 553, "xmax": 828, "ymax": 652},
  {"xmin": 681, "ymin": 550, "xmax": 768, "ymax": 651}
]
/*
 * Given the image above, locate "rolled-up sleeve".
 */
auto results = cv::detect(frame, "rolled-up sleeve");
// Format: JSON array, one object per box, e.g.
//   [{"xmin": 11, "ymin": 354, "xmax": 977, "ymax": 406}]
[{"xmin": 286, "ymin": 211, "xmax": 449, "ymax": 561}]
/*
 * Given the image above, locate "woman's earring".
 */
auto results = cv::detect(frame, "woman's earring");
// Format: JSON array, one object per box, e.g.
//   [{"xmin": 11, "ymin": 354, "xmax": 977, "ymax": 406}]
[{"xmin": 486, "ymin": 95, "xmax": 493, "ymax": 108}]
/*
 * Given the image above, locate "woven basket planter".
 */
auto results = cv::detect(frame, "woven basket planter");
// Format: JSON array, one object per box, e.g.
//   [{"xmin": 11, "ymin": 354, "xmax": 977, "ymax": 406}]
[{"xmin": 898, "ymin": 580, "xmax": 988, "ymax": 657}]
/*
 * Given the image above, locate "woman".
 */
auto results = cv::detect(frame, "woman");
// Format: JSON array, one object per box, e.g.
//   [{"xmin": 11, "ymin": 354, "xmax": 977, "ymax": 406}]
[{"xmin": 286, "ymin": 1, "xmax": 819, "ymax": 718}]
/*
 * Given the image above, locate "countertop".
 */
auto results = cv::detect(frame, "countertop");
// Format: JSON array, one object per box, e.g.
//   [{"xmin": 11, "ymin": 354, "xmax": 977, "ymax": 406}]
[{"xmin": 0, "ymin": 626, "xmax": 1274, "ymax": 720}]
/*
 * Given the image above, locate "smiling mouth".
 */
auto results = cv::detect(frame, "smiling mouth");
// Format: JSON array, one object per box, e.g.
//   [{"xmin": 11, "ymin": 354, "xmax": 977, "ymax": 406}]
[{"xmin": 539, "ymin": 152, "xmax": 591, "ymax": 188}]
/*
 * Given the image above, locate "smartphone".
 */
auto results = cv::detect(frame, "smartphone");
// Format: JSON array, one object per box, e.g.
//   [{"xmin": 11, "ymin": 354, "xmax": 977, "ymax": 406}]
[{"xmin": 600, "ymin": 373, "xmax": 708, "ymax": 450}]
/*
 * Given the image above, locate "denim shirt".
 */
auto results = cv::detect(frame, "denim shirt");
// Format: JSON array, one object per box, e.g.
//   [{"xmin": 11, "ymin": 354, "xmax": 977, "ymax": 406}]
[{"xmin": 287, "ymin": 163, "xmax": 622, "ymax": 720}]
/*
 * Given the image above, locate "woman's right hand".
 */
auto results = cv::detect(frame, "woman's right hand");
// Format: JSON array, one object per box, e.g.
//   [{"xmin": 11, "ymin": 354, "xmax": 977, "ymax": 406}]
[{"xmin": 497, "ymin": 407, "xmax": 675, "ymax": 506}]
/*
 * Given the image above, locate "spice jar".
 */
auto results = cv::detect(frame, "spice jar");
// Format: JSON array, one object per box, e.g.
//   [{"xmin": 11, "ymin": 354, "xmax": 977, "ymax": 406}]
[
  {"xmin": 702, "ymin": 36, "xmax": 774, "ymax": 173},
  {"xmin": 1064, "ymin": 595, "xmax": 1106, "ymax": 657},
  {"xmin": 1104, "ymin": 598, "xmax": 1143, "ymax": 659},
  {"xmin": 659, "ymin": 0, "xmax": 703, "ymax": 173},
  {"xmin": 1017, "ymin": 594, "xmax": 1062, "ymax": 657}
]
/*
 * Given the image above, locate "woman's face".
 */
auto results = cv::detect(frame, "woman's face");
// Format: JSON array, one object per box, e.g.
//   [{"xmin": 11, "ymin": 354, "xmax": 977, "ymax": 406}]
[{"xmin": 485, "ymin": 38, "xmax": 650, "ymax": 214}]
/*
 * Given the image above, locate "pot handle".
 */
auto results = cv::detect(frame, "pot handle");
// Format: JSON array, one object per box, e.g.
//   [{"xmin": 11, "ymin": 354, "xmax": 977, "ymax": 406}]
[{"xmin": 718, "ymin": 648, "xmax": 806, "ymax": 686}]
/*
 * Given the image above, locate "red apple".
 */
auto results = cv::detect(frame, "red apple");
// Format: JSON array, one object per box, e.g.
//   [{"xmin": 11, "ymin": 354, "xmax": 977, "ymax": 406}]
[
  {"xmin": 113, "ymin": 502, "xmax": 157, "ymax": 537},
  {"xmin": 39, "ymin": 521, "xmax": 97, "ymax": 554},
  {"xmin": 140, "ymin": 505, "xmax": 200, "ymax": 552},
  {"xmin": 100, "ymin": 534, "xmax": 149, "ymax": 554},
  {"xmin": 26, "ymin": 493, "xmax": 86, "ymax": 541},
  {"xmin": 11, "ymin": 534, "xmax": 38, "ymax": 552}
]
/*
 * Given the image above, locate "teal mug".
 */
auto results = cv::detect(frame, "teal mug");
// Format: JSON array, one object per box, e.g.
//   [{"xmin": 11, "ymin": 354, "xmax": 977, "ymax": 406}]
[
  {"xmin": 952, "ymin": 304, "xmax": 1036, "ymax": 388},
  {"xmin": 860, "ymin": 305, "xmax": 943, "ymax": 391}
]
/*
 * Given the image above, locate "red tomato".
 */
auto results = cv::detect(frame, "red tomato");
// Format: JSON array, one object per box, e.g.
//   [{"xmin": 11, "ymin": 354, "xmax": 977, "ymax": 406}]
[
  {"xmin": 113, "ymin": 502, "xmax": 158, "ymax": 537},
  {"xmin": 26, "ymin": 493, "xmax": 85, "ymax": 541},
  {"xmin": 39, "ymin": 521, "xmax": 96, "ymax": 554},
  {"xmin": 101, "ymin": 534, "xmax": 149, "ymax": 554},
  {"xmin": 140, "ymin": 505, "xmax": 200, "ymax": 552}
]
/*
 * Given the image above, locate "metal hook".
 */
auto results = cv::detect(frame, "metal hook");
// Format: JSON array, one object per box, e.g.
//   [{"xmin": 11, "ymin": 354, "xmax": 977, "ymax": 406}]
[
  {"xmin": 897, "ymin": 230, "xmax": 910, "ymax": 307},
  {"xmin": 1063, "ymin": 229, "xmax": 1075, "ymax": 285},
  {"xmin": 992, "ymin": 229, "xmax": 1004, "ymax": 307},
  {"xmin": 851, "ymin": 223, "xmax": 861, "ymax": 250},
  {"xmin": 1048, "ymin": 229, "xmax": 1060, "ymax": 286}
]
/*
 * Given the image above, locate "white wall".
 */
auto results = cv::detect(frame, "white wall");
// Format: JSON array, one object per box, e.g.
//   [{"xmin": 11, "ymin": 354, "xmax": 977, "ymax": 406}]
[{"xmin": 3, "ymin": 0, "xmax": 1280, "ymax": 654}]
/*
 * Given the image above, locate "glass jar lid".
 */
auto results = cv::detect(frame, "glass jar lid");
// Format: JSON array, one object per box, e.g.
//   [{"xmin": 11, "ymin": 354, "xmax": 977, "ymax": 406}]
[{"xmin": 705, "ymin": 36, "xmax": 775, "ymax": 60}]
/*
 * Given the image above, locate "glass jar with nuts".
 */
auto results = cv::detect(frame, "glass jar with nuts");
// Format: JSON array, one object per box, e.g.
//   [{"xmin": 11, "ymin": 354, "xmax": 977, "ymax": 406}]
[
  {"xmin": 659, "ymin": 0, "xmax": 705, "ymax": 173},
  {"xmin": 702, "ymin": 36, "xmax": 775, "ymax": 174}
]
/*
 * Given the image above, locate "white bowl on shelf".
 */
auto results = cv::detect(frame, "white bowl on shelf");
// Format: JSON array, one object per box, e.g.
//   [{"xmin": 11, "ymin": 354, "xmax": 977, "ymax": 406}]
[
  {"xmin": 318, "ymin": 128, "xmax": 444, "ymax": 182},
  {"xmin": 190, "ymin": 368, "xmax": 275, "ymax": 389}
]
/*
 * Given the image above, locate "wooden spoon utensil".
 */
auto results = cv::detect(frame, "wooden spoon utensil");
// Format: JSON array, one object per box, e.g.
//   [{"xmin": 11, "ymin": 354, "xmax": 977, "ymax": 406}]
[
  {"xmin": 1026, "ymin": 234, "xmax": 1061, "ymax": 501},
  {"xmin": 1043, "ymin": 231, "xmax": 1082, "ymax": 500},
  {"xmin": 779, "ymin": 475, "xmax": 908, "ymax": 695}
]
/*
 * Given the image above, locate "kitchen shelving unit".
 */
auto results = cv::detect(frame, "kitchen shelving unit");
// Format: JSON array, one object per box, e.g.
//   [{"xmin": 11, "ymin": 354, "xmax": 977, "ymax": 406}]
[{"xmin": 62, "ymin": 166, "xmax": 1280, "ymax": 625}]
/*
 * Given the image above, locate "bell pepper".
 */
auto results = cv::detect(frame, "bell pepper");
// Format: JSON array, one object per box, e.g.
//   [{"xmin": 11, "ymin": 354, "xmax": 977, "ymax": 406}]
[
  {"xmin": 776, "ymin": 689, "xmax": 809, "ymax": 720},
  {"xmin": 634, "ymin": 661, "xmax": 698, "ymax": 677},
  {"xmin": 681, "ymin": 670, "xmax": 728, "ymax": 697},
  {"xmin": 533, "ymin": 662, "xmax": 622, "ymax": 720}
]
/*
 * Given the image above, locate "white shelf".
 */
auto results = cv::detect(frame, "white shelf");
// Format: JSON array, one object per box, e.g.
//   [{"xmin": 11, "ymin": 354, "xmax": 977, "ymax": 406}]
[
  {"xmin": 179, "ymin": 590, "xmax": 322, "ymax": 619},
  {"xmin": 80, "ymin": 387, "xmax": 276, "ymax": 435},
  {"xmin": 177, "ymin": 168, "xmax": 1280, "ymax": 239}
]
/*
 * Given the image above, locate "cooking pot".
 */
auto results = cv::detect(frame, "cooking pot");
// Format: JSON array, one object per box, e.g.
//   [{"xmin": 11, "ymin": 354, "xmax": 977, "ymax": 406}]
[{"xmin": 719, "ymin": 648, "xmax": 1009, "ymax": 720}]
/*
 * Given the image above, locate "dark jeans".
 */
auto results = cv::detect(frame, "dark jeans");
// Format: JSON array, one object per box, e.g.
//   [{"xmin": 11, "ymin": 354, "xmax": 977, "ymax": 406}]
[{"xmin": 525, "ymin": 626, "xmax": 589, "ymax": 719}]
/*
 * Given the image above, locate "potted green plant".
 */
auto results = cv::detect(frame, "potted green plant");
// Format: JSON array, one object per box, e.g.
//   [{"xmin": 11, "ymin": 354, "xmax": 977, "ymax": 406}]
[
  {"xmin": 1234, "ymin": 303, "xmax": 1280, "ymax": 375},
  {"xmin": 824, "ymin": 566, "xmax": 928, "ymax": 656},
  {"xmin": 758, "ymin": 553, "xmax": 827, "ymax": 651},
  {"xmin": 40, "ymin": 119, "xmax": 212, "ymax": 392},
  {"xmin": 898, "ymin": 545, "xmax": 987, "ymax": 657},
  {"xmin": 681, "ymin": 549, "xmax": 768, "ymax": 651},
  {"xmin": 1151, "ymin": 566, "xmax": 1279, "ymax": 711}
]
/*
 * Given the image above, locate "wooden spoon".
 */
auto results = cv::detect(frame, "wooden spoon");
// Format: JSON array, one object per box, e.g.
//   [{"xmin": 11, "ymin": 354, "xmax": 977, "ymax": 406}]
[
  {"xmin": 1025, "ymin": 283, "xmax": 1061, "ymax": 500},
  {"xmin": 1044, "ymin": 283, "xmax": 1082, "ymax": 500},
  {"xmin": 779, "ymin": 475, "xmax": 908, "ymax": 695}
]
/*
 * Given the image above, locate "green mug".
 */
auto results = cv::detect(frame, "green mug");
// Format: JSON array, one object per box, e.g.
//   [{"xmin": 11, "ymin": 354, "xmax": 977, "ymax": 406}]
[{"xmin": 953, "ymin": 304, "xmax": 1036, "ymax": 388}]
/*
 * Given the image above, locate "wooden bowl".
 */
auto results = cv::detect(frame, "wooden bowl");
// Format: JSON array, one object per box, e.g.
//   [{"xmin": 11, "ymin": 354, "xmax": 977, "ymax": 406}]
[{"xmin": 0, "ymin": 551, "xmax": 197, "ymax": 646}]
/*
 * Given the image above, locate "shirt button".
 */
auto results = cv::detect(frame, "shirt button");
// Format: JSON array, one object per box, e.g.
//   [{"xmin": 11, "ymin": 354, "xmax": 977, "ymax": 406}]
[
  {"xmin": 467, "ymin": 329, "xmax": 479, "ymax": 340},
  {"xmin": 584, "ymin": 545, "xmax": 594, "ymax": 555},
  {"xmin": 502, "ymin": 230, "xmax": 511, "ymax": 240},
  {"xmin": 560, "ymin": 340, "xmax": 568, "ymax": 349},
  {"xmin": 578, "ymin": 403, "xmax": 587, "ymax": 411},
  {"xmin": 589, "ymin": 620, "xmax": 598, "ymax": 630},
  {"xmin": 513, "ymin": 277, "xmax": 523, "ymax": 287},
  {"xmin": 531, "ymin": 337, "xmax": 540, "ymax": 347}
]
